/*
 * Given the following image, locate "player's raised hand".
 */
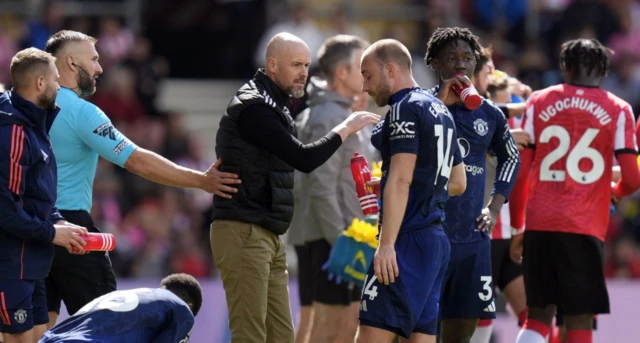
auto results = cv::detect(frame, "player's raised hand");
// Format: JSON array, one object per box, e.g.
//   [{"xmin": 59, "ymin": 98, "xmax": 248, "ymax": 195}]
[
  {"xmin": 373, "ymin": 243, "xmax": 399, "ymax": 285},
  {"xmin": 510, "ymin": 233, "xmax": 524, "ymax": 264},
  {"xmin": 201, "ymin": 159, "xmax": 241, "ymax": 199},
  {"xmin": 53, "ymin": 224, "xmax": 88, "ymax": 254},
  {"xmin": 437, "ymin": 74, "xmax": 469, "ymax": 106},
  {"xmin": 476, "ymin": 207, "xmax": 497, "ymax": 233},
  {"xmin": 508, "ymin": 78, "xmax": 533, "ymax": 100}
]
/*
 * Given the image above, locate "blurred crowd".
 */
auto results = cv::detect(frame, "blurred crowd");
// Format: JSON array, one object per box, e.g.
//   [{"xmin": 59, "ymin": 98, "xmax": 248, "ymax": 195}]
[{"xmin": 2, "ymin": 0, "xmax": 640, "ymax": 279}]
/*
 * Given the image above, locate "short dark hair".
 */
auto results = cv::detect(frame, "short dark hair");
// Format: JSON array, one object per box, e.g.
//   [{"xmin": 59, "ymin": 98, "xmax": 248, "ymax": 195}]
[
  {"xmin": 486, "ymin": 71, "xmax": 509, "ymax": 99},
  {"xmin": 424, "ymin": 27, "xmax": 483, "ymax": 67},
  {"xmin": 474, "ymin": 45, "xmax": 493, "ymax": 75},
  {"xmin": 317, "ymin": 35, "xmax": 369, "ymax": 82},
  {"xmin": 367, "ymin": 39, "xmax": 412, "ymax": 70},
  {"xmin": 10, "ymin": 48, "xmax": 56, "ymax": 91},
  {"xmin": 559, "ymin": 38, "xmax": 612, "ymax": 79},
  {"xmin": 160, "ymin": 273, "xmax": 203, "ymax": 316},
  {"xmin": 45, "ymin": 30, "xmax": 98, "ymax": 56}
]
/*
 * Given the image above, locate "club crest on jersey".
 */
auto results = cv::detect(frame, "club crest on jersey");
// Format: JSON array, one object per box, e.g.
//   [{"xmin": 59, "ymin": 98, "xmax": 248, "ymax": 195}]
[
  {"xmin": 14, "ymin": 309, "xmax": 27, "ymax": 324},
  {"xmin": 473, "ymin": 119, "xmax": 489, "ymax": 136}
]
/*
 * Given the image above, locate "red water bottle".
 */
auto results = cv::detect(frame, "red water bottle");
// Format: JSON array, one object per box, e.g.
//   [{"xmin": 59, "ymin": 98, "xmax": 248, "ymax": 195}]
[
  {"xmin": 350, "ymin": 152, "xmax": 379, "ymax": 215},
  {"xmin": 452, "ymin": 73, "xmax": 482, "ymax": 110},
  {"xmin": 72, "ymin": 233, "xmax": 116, "ymax": 252}
]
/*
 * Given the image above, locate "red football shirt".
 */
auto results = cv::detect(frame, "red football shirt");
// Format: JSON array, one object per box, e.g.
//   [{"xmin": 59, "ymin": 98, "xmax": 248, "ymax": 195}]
[{"xmin": 520, "ymin": 84, "xmax": 637, "ymax": 241}]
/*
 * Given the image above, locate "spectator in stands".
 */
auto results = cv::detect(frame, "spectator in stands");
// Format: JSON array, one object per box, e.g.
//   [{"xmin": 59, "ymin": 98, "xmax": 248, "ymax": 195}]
[
  {"xmin": 211, "ymin": 32, "xmax": 379, "ymax": 342},
  {"xmin": 0, "ymin": 19, "xmax": 25, "ymax": 86},
  {"xmin": 605, "ymin": 235, "xmax": 640, "ymax": 279},
  {"xmin": 92, "ymin": 65, "xmax": 147, "ymax": 124},
  {"xmin": 325, "ymin": 5, "xmax": 369, "ymax": 41},
  {"xmin": 97, "ymin": 17, "xmax": 135, "ymax": 70},
  {"xmin": 122, "ymin": 35, "xmax": 170, "ymax": 116},
  {"xmin": 25, "ymin": 0, "xmax": 64, "ymax": 50},
  {"xmin": 254, "ymin": 3, "xmax": 324, "ymax": 68},
  {"xmin": 43, "ymin": 30, "xmax": 243, "ymax": 328},
  {"xmin": 601, "ymin": 52, "xmax": 640, "ymax": 111},
  {"xmin": 163, "ymin": 111, "xmax": 190, "ymax": 161}
]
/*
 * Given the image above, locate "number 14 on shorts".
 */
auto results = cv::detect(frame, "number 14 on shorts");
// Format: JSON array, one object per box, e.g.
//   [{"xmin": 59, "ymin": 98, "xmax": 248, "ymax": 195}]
[{"xmin": 360, "ymin": 274, "xmax": 379, "ymax": 312}]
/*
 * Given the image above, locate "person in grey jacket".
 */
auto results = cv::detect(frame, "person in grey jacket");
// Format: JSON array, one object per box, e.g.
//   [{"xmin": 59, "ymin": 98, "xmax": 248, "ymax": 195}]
[{"xmin": 289, "ymin": 34, "xmax": 370, "ymax": 343}]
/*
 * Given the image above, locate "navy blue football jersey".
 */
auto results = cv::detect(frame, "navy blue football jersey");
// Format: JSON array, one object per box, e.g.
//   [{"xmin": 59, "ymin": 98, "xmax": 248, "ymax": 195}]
[
  {"xmin": 371, "ymin": 87, "xmax": 463, "ymax": 233},
  {"xmin": 38, "ymin": 288, "xmax": 194, "ymax": 343},
  {"xmin": 428, "ymin": 86, "xmax": 520, "ymax": 244}
]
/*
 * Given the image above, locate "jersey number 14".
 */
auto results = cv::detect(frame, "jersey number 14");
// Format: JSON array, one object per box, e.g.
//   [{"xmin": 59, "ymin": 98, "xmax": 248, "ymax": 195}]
[{"xmin": 435, "ymin": 124, "xmax": 455, "ymax": 190}]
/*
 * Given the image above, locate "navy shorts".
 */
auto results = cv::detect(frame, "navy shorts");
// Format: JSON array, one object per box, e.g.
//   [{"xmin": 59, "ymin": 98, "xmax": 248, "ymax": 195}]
[
  {"xmin": 0, "ymin": 279, "xmax": 49, "ymax": 334},
  {"xmin": 359, "ymin": 226, "xmax": 450, "ymax": 338},
  {"xmin": 440, "ymin": 237, "xmax": 496, "ymax": 320}
]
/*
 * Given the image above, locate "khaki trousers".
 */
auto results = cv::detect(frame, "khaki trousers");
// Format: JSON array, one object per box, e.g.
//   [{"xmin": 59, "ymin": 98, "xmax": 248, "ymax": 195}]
[{"xmin": 210, "ymin": 220, "xmax": 294, "ymax": 343}]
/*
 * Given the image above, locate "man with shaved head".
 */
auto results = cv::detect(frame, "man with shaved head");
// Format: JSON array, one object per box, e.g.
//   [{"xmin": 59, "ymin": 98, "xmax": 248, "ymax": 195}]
[
  {"xmin": 211, "ymin": 32, "xmax": 379, "ymax": 342},
  {"xmin": 43, "ymin": 30, "xmax": 243, "ymax": 328},
  {"xmin": 355, "ymin": 39, "xmax": 466, "ymax": 343}
]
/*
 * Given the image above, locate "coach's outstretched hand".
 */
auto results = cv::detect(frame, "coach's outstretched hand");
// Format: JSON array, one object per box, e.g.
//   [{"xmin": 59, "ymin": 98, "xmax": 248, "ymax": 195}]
[
  {"xmin": 53, "ymin": 224, "xmax": 88, "ymax": 254},
  {"xmin": 345, "ymin": 111, "xmax": 381, "ymax": 133},
  {"xmin": 374, "ymin": 244, "xmax": 399, "ymax": 285},
  {"xmin": 202, "ymin": 159, "xmax": 242, "ymax": 199},
  {"xmin": 333, "ymin": 111, "xmax": 381, "ymax": 142}
]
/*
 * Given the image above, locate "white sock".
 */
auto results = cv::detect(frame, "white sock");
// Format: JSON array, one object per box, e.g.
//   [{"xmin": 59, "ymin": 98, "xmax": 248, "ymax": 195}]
[
  {"xmin": 470, "ymin": 324, "xmax": 493, "ymax": 343},
  {"xmin": 516, "ymin": 329, "xmax": 547, "ymax": 343}
]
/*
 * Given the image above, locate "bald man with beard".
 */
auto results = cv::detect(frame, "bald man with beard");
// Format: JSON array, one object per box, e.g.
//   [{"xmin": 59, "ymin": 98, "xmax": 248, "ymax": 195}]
[{"xmin": 210, "ymin": 32, "xmax": 380, "ymax": 342}]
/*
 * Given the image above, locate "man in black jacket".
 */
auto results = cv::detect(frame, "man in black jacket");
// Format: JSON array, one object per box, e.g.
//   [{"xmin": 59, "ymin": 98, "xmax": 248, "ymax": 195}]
[
  {"xmin": 0, "ymin": 48, "xmax": 88, "ymax": 343},
  {"xmin": 211, "ymin": 32, "xmax": 379, "ymax": 343}
]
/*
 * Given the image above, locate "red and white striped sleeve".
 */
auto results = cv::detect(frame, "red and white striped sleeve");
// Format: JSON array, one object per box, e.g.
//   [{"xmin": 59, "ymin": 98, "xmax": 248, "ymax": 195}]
[{"xmin": 614, "ymin": 104, "xmax": 637, "ymax": 154}]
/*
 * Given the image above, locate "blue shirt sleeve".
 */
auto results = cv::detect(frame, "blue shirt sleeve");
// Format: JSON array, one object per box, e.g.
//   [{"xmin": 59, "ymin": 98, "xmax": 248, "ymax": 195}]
[
  {"xmin": 489, "ymin": 107, "xmax": 520, "ymax": 201},
  {"xmin": 0, "ymin": 125, "xmax": 55, "ymax": 242},
  {"xmin": 73, "ymin": 103, "xmax": 138, "ymax": 167},
  {"xmin": 389, "ymin": 102, "xmax": 421, "ymax": 155},
  {"xmin": 152, "ymin": 302, "xmax": 194, "ymax": 343}
]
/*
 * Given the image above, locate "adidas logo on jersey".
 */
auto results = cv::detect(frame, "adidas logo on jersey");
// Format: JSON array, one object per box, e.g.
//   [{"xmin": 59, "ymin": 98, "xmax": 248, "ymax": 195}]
[{"xmin": 483, "ymin": 300, "xmax": 496, "ymax": 313}]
